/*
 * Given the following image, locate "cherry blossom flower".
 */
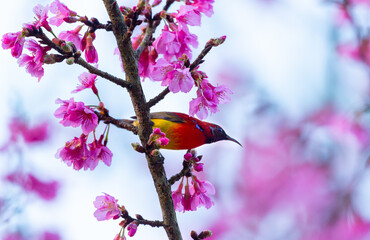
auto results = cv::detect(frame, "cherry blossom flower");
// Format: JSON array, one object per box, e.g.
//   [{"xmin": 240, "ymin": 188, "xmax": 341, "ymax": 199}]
[
  {"xmin": 337, "ymin": 38, "xmax": 370, "ymax": 67},
  {"xmin": 150, "ymin": 58, "xmax": 194, "ymax": 93},
  {"xmin": 187, "ymin": 0, "xmax": 214, "ymax": 17},
  {"xmin": 88, "ymin": 136, "xmax": 113, "ymax": 170},
  {"xmin": 4, "ymin": 172, "xmax": 59, "ymax": 201},
  {"xmin": 58, "ymin": 25, "xmax": 83, "ymax": 50},
  {"xmin": 49, "ymin": 0, "xmax": 77, "ymax": 26},
  {"xmin": 72, "ymin": 72, "xmax": 98, "ymax": 94},
  {"xmin": 172, "ymin": 179, "xmax": 184, "ymax": 212},
  {"xmin": 138, "ymin": 47, "xmax": 158, "ymax": 80},
  {"xmin": 54, "ymin": 98, "xmax": 98, "ymax": 134},
  {"xmin": 172, "ymin": 5, "xmax": 201, "ymax": 26},
  {"xmin": 32, "ymin": 4, "xmax": 52, "ymax": 32},
  {"xmin": 153, "ymin": 23, "xmax": 197, "ymax": 60},
  {"xmin": 1, "ymin": 31, "xmax": 26, "ymax": 58},
  {"xmin": 82, "ymin": 32, "xmax": 98, "ymax": 63},
  {"xmin": 18, "ymin": 39, "xmax": 50, "ymax": 81},
  {"xmin": 38, "ymin": 231, "xmax": 61, "ymax": 240},
  {"xmin": 191, "ymin": 175, "xmax": 215, "ymax": 209},
  {"xmin": 189, "ymin": 79, "xmax": 232, "ymax": 119},
  {"xmin": 56, "ymin": 134, "xmax": 91, "ymax": 170},
  {"xmin": 93, "ymin": 193, "xmax": 121, "ymax": 221},
  {"xmin": 126, "ymin": 221, "xmax": 138, "ymax": 237}
]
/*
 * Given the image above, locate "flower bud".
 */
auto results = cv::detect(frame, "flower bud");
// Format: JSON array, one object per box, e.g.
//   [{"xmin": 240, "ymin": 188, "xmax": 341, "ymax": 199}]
[
  {"xmin": 42, "ymin": 54, "xmax": 56, "ymax": 64},
  {"xmin": 66, "ymin": 57, "xmax": 75, "ymax": 65},
  {"xmin": 190, "ymin": 231, "xmax": 198, "ymax": 239},
  {"xmin": 206, "ymin": 36, "xmax": 226, "ymax": 48},
  {"xmin": 52, "ymin": 38, "xmax": 63, "ymax": 46},
  {"xmin": 132, "ymin": 142, "xmax": 145, "ymax": 153},
  {"xmin": 198, "ymin": 230, "xmax": 212, "ymax": 239},
  {"xmin": 61, "ymin": 42, "xmax": 72, "ymax": 53},
  {"xmin": 151, "ymin": 149, "xmax": 160, "ymax": 156},
  {"xmin": 63, "ymin": 16, "xmax": 78, "ymax": 23}
]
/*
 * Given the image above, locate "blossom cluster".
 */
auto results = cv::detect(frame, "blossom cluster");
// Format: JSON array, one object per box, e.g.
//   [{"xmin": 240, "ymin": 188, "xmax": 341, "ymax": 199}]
[
  {"xmin": 93, "ymin": 193, "xmax": 139, "ymax": 239},
  {"xmin": 1, "ymin": 0, "xmax": 99, "ymax": 81},
  {"xmin": 172, "ymin": 151, "xmax": 215, "ymax": 212}
]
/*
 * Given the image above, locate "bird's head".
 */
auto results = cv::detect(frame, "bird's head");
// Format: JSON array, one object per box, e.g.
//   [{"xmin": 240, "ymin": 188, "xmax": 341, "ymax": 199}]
[{"xmin": 206, "ymin": 123, "xmax": 242, "ymax": 146}]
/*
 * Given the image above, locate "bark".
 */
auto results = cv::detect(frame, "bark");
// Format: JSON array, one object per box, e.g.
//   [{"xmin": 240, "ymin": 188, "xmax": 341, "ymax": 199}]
[{"xmin": 102, "ymin": 1, "xmax": 182, "ymax": 239}]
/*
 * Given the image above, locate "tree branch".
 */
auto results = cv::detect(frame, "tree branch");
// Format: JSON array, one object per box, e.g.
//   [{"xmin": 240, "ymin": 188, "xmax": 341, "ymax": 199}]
[
  {"xmin": 136, "ymin": 0, "xmax": 176, "ymax": 58},
  {"xmin": 75, "ymin": 58, "xmax": 132, "ymax": 89},
  {"xmin": 31, "ymin": 28, "xmax": 131, "ymax": 89},
  {"xmin": 95, "ymin": 111, "xmax": 138, "ymax": 134},
  {"xmin": 147, "ymin": 87, "xmax": 170, "ymax": 108},
  {"xmin": 102, "ymin": 1, "xmax": 182, "ymax": 239},
  {"xmin": 168, "ymin": 161, "xmax": 191, "ymax": 185}
]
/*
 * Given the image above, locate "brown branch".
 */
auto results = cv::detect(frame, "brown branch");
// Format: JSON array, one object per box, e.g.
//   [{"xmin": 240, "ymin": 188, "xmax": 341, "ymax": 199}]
[
  {"xmin": 102, "ymin": 1, "xmax": 182, "ymax": 239},
  {"xmin": 147, "ymin": 87, "xmax": 170, "ymax": 108},
  {"xmin": 189, "ymin": 45, "xmax": 212, "ymax": 71},
  {"xmin": 136, "ymin": 0, "xmax": 176, "ymax": 58},
  {"xmin": 79, "ymin": 17, "xmax": 113, "ymax": 32},
  {"xmin": 30, "ymin": 28, "xmax": 131, "ymax": 89},
  {"xmin": 75, "ymin": 58, "xmax": 132, "ymax": 89},
  {"xmin": 168, "ymin": 160, "xmax": 191, "ymax": 185},
  {"xmin": 95, "ymin": 111, "xmax": 138, "ymax": 134}
]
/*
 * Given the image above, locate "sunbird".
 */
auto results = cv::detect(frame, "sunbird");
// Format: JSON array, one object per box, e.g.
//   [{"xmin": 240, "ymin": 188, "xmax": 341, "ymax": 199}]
[{"xmin": 125, "ymin": 112, "xmax": 241, "ymax": 150}]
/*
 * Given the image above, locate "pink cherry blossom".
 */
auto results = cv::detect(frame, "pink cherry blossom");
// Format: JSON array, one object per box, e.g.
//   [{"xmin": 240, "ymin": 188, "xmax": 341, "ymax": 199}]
[
  {"xmin": 1, "ymin": 31, "xmax": 25, "ymax": 58},
  {"xmin": 93, "ymin": 193, "xmax": 121, "ymax": 221},
  {"xmin": 172, "ymin": 5, "xmax": 201, "ymax": 26},
  {"xmin": 56, "ymin": 134, "xmax": 91, "ymax": 170},
  {"xmin": 189, "ymin": 0, "xmax": 214, "ymax": 17},
  {"xmin": 172, "ymin": 179, "xmax": 184, "ymax": 212},
  {"xmin": 138, "ymin": 47, "xmax": 158, "ymax": 80},
  {"xmin": 54, "ymin": 98, "xmax": 98, "ymax": 134},
  {"xmin": 5, "ymin": 172, "xmax": 59, "ymax": 201},
  {"xmin": 18, "ymin": 39, "xmax": 50, "ymax": 81},
  {"xmin": 72, "ymin": 72, "xmax": 98, "ymax": 94},
  {"xmin": 191, "ymin": 175, "xmax": 215, "ymax": 209},
  {"xmin": 150, "ymin": 58, "xmax": 194, "ymax": 93},
  {"xmin": 58, "ymin": 25, "xmax": 83, "ymax": 50},
  {"xmin": 153, "ymin": 23, "xmax": 197, "ymax": 60},
  {"xmin": 82, "ymin": 32, "xmax": 98, "ymax": 63},
  {"xmin": 49, "ymin": 0, "xmax": 77, "ymax": 26},
  {"xmin": 126, "ymin": 221, "xmax": 138, "ymax": 237},
  {"xmin": 189, "ymin": 79, "xmax": 232, "ymax": 119},
  {"xmin": 32, "ymin": 4, "xmax": 52, "ymax": 32},
  {"xmin": 88, "ymin": 136, "xmax": 113, "ymax": 170},
  {"xmin": 2, "ymin": 232, "xmax": 25, "ymax": 240}
]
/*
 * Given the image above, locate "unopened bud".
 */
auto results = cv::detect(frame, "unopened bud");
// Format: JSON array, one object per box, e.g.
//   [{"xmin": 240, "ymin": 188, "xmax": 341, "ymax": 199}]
[
  {"xmin": 190, "ymin": 231, "xmax": 198, "ymax": 239},
  {"xmin": 179, "ymin": 54, "xmax": 190, "ymax": 67},
  {"xmin": 159, "ymin": 10, "xmax": 167, "ymax": 19},
  {"xmin": 135, "ymin": 214, "xmax": 144, "ymax": 220},
  {"xmin": 150, "ymin": 149, "xmax": 160, "ymax": 156},
  {"xmin": 198, "ymin": 230, "xmax": 212, "ymax": 239},
  {"xmin": 206, "ymin": 36, "xmax": 226, "ymax": 48},
  {"xmin": 66, "ymin": 57, "xmax": 75, "ymax": 65},
  {"xmin": 61, "ymin": 42, "xmax": 72, "ymax": 53},
  {"xmin": 132, "ymin": 142, "xmax": 145, "ymax": 153},
  {"xmin": 152, "ymin": 0, "xmax": 162, "ymax": 7},
  {"xmin": 63, "ymin": 16, "xmax": 78, "ymax": 23}
]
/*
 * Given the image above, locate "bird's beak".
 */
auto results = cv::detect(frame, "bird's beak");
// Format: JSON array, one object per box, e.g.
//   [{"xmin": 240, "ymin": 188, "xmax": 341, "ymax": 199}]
[{"xmin": 225, "ymin": 135, "xmax": 242, "ymax": 147}]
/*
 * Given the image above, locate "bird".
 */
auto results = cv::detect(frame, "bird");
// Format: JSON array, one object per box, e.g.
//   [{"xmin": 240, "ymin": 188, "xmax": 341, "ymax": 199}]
[{"xmin": 124, "ymin": 112, "xmax": 241, "ymax": 150}]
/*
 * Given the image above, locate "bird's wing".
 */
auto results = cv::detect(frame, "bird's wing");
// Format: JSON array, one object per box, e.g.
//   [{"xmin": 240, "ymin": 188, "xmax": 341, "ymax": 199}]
[{"xmin": 149, "ymin": 112, "xmax": 186, "ymax": 123}]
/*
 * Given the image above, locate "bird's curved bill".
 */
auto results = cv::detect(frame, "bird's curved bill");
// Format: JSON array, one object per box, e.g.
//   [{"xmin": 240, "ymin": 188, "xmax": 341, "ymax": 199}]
[{"xmin": 226, "ymin": 135, "xmax": 242, "ymax": 147}]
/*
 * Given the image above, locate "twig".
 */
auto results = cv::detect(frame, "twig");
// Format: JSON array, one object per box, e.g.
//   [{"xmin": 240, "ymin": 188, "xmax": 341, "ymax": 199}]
[
  {"xmin": 95, "ymin": 111, "xmax": 138, "ymax": 135},
  {"xmin": 31, "ymin": 29, "xmax": 132, "ymax": 89},
  {"xmin": 75, "ymin": 58, "xmax": 132, "ymax": 89},
  {"xmin": 136, "ymin": 0, "xmax": 176, "ymax": 58},
  {"xmin": 168, "ymin": 160, "xmax": 191, "ymax": 185},
  {"xmin": 146, "ymin": 87, "xmax": 170, "ymax": 108}
]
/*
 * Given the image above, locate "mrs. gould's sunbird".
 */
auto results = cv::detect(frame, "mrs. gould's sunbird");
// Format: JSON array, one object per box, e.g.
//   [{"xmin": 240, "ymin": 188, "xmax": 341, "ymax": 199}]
[{"xmin": 124, "ymin": 112, "xmax": 241, "ymax": 150}]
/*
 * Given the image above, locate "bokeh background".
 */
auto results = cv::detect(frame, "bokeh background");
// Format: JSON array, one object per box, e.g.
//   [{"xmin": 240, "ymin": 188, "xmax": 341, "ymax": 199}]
[{"xmin": 0, "ymin": 0, "xmax": 369, "ymax": 239}]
